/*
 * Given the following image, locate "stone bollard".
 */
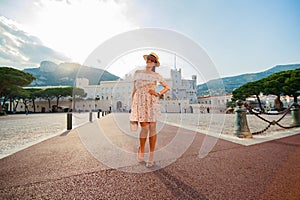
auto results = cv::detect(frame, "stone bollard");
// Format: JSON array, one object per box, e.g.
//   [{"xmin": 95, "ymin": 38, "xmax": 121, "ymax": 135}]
[
  {"xmin": 67, "ymin": 112, "xmax": 72, "ymax": 130},
  {"xmin": 97, "ymin": 111, "xmax": 101, "ymax": 119},
  {"xmin": 290, "ymin": 104, "xmax": 300, "ymax": 127},
  {"xmin": 89, "ymin": 111, "xmax": 93, "ymax": 122},
  {"xmin": 234, "ymin": 100, "xmax": 252, "ymax": 138}
]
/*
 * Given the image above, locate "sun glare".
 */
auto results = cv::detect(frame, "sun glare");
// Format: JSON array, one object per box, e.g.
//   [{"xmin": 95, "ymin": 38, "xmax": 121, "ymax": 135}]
[{"xmin": 22, "ymin": 0, "xmax": 137, "ymax": 64}]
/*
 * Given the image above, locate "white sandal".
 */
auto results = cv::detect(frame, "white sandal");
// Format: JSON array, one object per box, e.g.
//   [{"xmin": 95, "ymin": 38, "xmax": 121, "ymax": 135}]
[
  {"xmin": 137, "ymin": 147, "xmax": 144, "ymax": 163},
  {"xmin": 146, "ymin": 160, "xmax": 154, "ymax": 168},
  {"xmin": 146, "ymin": 153, "xmax": 154, "ymax": 167}
]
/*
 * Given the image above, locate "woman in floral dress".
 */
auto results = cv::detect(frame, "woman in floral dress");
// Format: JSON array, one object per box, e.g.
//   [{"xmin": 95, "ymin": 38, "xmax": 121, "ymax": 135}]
[{"xmin": 130, "ymin": 52, "xmax": 170, "ymax": 167}]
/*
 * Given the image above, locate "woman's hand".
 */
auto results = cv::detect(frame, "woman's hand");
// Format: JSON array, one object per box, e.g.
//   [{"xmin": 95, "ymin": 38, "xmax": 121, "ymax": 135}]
[{"xmin": 148, "ymin": 89, "xmax": 160, "ymax": 97}]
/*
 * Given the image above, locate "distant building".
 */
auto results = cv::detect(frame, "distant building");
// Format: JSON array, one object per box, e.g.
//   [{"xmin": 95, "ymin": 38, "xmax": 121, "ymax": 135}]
[
  {"xmin": 170, "ymin": 69, "xmax": 197, "ymax": 104},
  {"xmin": 246, "ymin": 94, "xmax": 298, "ymax": 109},
  {"xmin": 76, "ymin": 68, "xmax": 197, "ymax": 112},
  {"xmin": 197, "ymin": 94, "xmax": 232, "ymax": 112}
]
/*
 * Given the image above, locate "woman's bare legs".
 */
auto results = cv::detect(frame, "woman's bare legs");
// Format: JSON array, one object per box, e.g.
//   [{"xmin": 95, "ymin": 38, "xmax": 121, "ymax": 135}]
[
  {"xmin": 147, "ymin": 122, "xmax": 157, "ymax": 167},
  {"xmin": 149, "ymin": 122, "xmax": 157, "ymax": 152},
  {"xmin": 138, "ymin": 122, "xmax": 156, "ymax": 167},
  {"xmin": 139, "ymin": 122, "xmax": 150, "ymax": 162}
]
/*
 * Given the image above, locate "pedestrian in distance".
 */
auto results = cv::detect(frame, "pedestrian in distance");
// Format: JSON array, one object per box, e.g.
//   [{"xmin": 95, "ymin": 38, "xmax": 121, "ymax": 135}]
[{"xmin": 25, "ymin": 103, "xmax": 29, "ymax": 115}]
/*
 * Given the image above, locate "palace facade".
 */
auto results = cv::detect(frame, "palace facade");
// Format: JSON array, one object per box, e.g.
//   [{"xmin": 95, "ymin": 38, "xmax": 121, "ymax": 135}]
[{"xmin": 75, "ymin": 68, "xmax": 197, "ymax": 112}]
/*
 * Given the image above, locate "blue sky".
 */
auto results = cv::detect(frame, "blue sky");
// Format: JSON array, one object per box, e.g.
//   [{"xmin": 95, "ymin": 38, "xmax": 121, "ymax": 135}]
[
  {"xmin": 0, "ymin": 0, "xmax": 299, "ymax": 77},
  {"xmin": 131, "ymin": 0, "xmax": 300, "ymax": 76}
]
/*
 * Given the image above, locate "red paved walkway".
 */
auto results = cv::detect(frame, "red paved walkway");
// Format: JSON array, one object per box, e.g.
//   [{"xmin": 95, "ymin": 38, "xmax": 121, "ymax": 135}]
[{"xmin": 0, "ymin": 122, "xmax": 299, "ymax": 199}]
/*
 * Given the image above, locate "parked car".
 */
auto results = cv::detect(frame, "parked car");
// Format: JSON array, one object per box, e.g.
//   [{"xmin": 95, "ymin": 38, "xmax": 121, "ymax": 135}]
[
  {"xmin": 252, "ymin": 107, "xmax": 261, "ymax": 114},
  {"xmin": 253, "ymin": 107, "xmax": 261, "ymax": 112},
  {"xmin": 57, "ymin": 106, "xmax": 70, "ymax": 112},
  {"xmin": 267, "ymin": 108, "xmax": 279, "ymax": 114}
]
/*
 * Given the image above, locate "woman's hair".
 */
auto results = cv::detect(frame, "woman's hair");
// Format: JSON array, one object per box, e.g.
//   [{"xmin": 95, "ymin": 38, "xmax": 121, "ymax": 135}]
[{"xmin": 152, "ymin": 66, "xmax": 156, "ymax": 72}]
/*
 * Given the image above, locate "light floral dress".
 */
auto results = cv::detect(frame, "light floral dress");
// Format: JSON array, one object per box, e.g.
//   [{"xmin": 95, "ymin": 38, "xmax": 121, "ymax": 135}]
[{"xmin": 130, "ymin": 70, "xmax": 166, "ymax": 123}]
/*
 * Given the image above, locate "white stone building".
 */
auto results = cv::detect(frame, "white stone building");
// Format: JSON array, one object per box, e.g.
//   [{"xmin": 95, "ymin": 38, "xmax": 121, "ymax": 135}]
[
  {"xmin": 197, "ymin": 94, "xmax": 233, "ymax": 113},
  {"xmin": 246, "ymin": 94, "xmax": 298, "ymax": 109},
  {"xmin": 75, "ymin": 68, "xmax": 197, "ymax": 112},
  {"xmin": 170, "ymin": 69, "xmax": 197, "ymax": 104}
]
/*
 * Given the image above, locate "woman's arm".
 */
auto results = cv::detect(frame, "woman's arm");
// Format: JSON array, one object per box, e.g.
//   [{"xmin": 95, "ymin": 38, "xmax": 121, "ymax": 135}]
[
  {"xmin": 157, "ymin": 81, "xmax": 170, "ymax": 96},
  {"xmin": 132, "ymin": 80, "xmax": 136, "ymax": 100},
  {"xmin": 149, "ymin": 81, "xmax": 170, "ymax": 97}
]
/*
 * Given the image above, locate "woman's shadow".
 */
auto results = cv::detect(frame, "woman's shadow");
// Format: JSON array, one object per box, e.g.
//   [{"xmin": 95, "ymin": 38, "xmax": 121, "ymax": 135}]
[{"xmin": 154, "ymin": 168, "xmax": 208, "ymax": 200}]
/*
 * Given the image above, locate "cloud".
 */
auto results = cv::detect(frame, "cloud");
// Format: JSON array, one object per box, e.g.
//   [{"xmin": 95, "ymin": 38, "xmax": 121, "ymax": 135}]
[
  {"xmin": 0, "ymin": 0, "xmax": 139, "ymax": 66},
  {"xmin": 0, "ymin": 16, "xmax": 70, "ymax": 69}
]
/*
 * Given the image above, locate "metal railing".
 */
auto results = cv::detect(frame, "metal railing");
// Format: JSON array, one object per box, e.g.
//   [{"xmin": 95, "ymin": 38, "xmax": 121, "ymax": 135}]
[{"xmin": 234, "ymin": 100, "xmax": 300, "ymax": 138}]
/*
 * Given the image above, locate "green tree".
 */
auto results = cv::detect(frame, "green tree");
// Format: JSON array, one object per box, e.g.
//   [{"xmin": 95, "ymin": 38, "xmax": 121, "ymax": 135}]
[
  {"xmin": 9, "ymin": 87, "xmax": 29, "ymax": 112},
  {"xmin": 72, "ymin": 87, "xmax": 86, "ymax": 98},
  {"xmin": 282, "ymin": 69, "xmax": 300, "ymax": 104},
  {"xmin": 262, "ymin": 71, "xmax": 289, "ymax": 110},
  {"xmin": 70, "ymin": 87, "xmax": 86, "ymax": 111},
  {"xmin": 262, "ymin": 69, "xmax": 300, "ymax": 109},
  {"xmin": 226, "ymin": 101, "xmax": 235, "ymax": 108},
  {"xmin": 232, "ymin": 68, "xmax": 300, "ymax": 110},
  {"xmin": 25, "ymin": 88, "xmax": 43, "ymax": 113},
  {"xmin": 43, "ymin": 87, "xmax": 73, "ymax": 111},
  {"xmin": 1, "ymin": 86, "xmax": 30, "ymax": 113},
  {"xmin": 39, "ymin": 88, "xmax": 55, "ymax": 111},
  {"xmin": 0, "ymin": 67, "xmax": 35, "ymax": 112},
  {"xmin": 232, "ymin": 79, "xmax": 265, "ymax": 111}
]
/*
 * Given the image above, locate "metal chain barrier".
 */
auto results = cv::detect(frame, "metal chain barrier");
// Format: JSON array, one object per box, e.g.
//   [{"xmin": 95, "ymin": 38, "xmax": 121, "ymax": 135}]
[
  {"xmin": 243, "ymin": 102, "xmax": 297, "ymax": 135},
  {"xmin": 254, "ymin": 102, "xmax": 299, "ymax": 115}
]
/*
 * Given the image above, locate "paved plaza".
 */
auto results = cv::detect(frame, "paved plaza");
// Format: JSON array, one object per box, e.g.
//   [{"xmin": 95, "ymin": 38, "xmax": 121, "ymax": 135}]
[
  {"xmin": 0, "ymin": 112, "xmax": 297, "ymax": 159},
  {"xmin": 0, "ymin": 113, "xmax": 299, "ymax": 199},
  {"xmin": 0, "ymin": 112, "xmax": 98, "ymax": 159}
]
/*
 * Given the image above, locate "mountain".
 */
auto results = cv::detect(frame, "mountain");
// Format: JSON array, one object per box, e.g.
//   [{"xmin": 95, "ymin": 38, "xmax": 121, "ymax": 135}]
[
  {"xmin": 0, "ymin": 16, "xmax": 69, "ymax": 69},
  {"xmin": 197, "ymin": 64, "xmax": 300, "ymax": 96},
  {"xmin": 24, "ymin": 61, "xmax": 119, "ymax": 86},
  {"xmin": 0, "ymin": 16, "xmax": 118, "ymax": 86}
]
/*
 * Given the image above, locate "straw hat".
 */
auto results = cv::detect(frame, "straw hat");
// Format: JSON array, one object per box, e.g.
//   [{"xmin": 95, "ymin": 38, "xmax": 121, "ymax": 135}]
[{"xmin": 143, "ymin": 52, "xmax": 160, "ymax": 67}]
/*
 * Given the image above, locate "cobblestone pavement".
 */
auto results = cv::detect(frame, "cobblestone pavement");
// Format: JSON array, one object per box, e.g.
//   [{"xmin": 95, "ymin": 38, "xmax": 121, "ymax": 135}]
[
  {"xmin": 0, "ymin": 112, "xmax": 97, "ymax": 158},
  {"xmin": 0, "ymin": 113, "xmax": 299, "ymax": 199}
]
